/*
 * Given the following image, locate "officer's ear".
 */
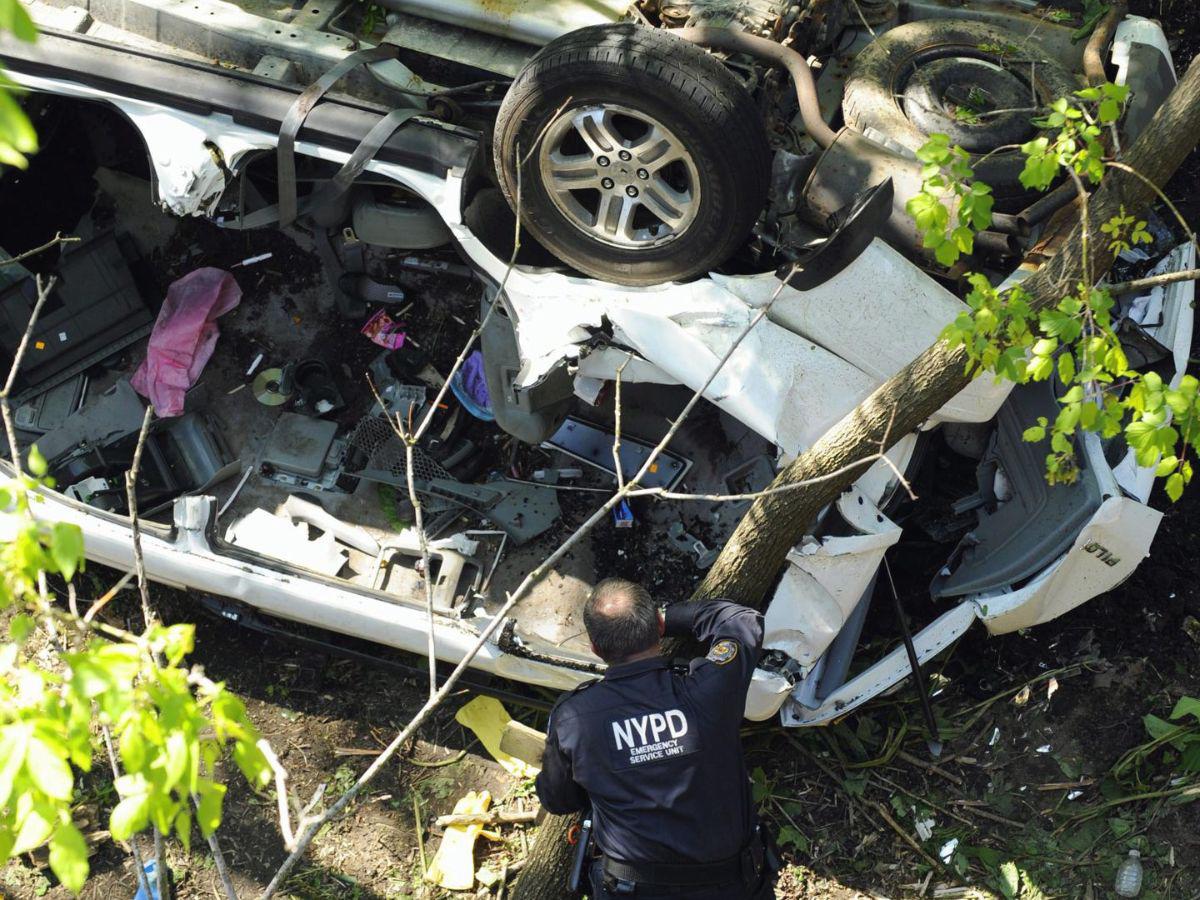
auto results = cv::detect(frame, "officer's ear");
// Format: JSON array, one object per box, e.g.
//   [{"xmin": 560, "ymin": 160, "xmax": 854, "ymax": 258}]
[{"xmin": 656, "ymin": 609, "xmax": 665, "ymax": 637}]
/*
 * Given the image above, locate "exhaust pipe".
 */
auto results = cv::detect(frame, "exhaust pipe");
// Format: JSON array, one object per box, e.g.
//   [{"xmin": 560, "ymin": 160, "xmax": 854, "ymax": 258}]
[{"xmin": 674, "ymin": 27, "xmax": 837, "ymax": 150}]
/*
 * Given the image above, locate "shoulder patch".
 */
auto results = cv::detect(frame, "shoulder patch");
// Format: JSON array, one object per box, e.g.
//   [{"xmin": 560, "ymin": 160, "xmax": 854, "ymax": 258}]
[{"xmin": 707, "ymin": 639, "xmax": 739, "ymax": 666}]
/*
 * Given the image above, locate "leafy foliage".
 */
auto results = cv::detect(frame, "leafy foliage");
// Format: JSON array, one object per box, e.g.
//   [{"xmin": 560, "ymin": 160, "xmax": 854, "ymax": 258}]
[
  {"xmin": 0, "ymin": 0, "xmax": 37, "ymax": 168},
  {"xmin": 904, "ymin": 134, "xmax": 994, "ymax": 266},
  {"xmin": 0, "ymin": 464, "xmax": 270, "ymax": 891},
  {"xmin": 918, "ymin": 82, "xmax": 1198, "ymax": 496},
  {"xmin": 1019, "ymin": 84, "xmax": 1130, "ymax": 190}
]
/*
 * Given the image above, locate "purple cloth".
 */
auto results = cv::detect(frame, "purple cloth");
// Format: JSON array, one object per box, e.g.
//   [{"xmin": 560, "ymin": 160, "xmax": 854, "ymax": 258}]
[
  {"xmin": 462, "ymin": 351, "xmax": 490, "ymax": 408},
  {"xmin": 131, "ymin": 268, "xmax": 241, "ymax": 416}
]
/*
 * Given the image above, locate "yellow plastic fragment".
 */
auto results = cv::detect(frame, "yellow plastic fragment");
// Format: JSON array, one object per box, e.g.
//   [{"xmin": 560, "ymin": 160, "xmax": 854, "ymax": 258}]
[
  {"xmin": 455, "ymin": 696, "xmax": 540, "ymax": 778},
  {"xmin": 424, "ymin": 790, "xmax": 492, "ymax": 890}
]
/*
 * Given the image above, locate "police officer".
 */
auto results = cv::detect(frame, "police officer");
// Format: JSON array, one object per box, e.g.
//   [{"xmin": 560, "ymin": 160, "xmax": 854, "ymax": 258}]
[{"xmin": 536, "ymin": 577, "xmax": 777, "ymax": 898}]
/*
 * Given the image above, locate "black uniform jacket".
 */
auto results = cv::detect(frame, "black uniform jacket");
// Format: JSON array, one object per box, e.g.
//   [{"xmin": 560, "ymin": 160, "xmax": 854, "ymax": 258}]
[{"xmin": 536, "ymin": 599, "xmax": 764, "ymax": 864}]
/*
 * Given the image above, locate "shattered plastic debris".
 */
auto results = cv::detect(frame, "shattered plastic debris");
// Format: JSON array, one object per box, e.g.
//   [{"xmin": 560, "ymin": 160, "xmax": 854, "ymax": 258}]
[
  {"xmin": 938, "ymin": 838, "xmax": 959, "ymax": 864},
  {"xmin": 1036, "ymin": 744, "xmax": 1052, "ymax": 753},
  {"xmin": 360, "ymin": 309, "xmax": 406, "ymax": 350},
  {"xmin": 130, "ymin": 267, "xmax": 241, "ymax": 416},
  {"xmin": 1047, "ymin": 677, "xmax": 1059, "ymax": 700},
  {"xmin": 989, "ymin": 727, "xmax": 1001, "ymax": 747},
  {"xmin": 914, "ymin": 817, "xmax": 935, "ymax": 841},
  {"xmin": 1067, "ymin": 790, "xmax": 1084, "ymax": 800}
]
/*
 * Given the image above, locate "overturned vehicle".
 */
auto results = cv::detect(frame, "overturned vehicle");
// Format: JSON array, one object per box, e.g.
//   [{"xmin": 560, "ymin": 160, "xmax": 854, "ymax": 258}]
[{"xmin": 0, "ymin": 0, "xmax": 1193, "ymax": 725}]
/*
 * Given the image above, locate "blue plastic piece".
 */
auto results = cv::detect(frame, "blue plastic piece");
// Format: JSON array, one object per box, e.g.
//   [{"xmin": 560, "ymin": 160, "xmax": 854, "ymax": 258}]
[{"xmin": 133, "ymin": 859, "xmax": 161, "ymax": 900}]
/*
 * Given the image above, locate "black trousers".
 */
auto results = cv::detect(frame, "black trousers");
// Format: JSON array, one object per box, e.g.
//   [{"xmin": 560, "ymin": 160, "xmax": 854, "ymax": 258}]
[{"xmin": 586, "ymin": 860, "xmax": 777, "ymax": 899}]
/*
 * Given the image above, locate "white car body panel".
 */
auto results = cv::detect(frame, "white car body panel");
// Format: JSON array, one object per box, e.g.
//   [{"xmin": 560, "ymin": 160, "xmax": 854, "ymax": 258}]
[
  {"xmin": 3, "ymin": 10, "xmax": 1192, "ymax": 729},
  {"xmin": 975, "ymin": 496, "xmax": 1162, "ymax": 634}
]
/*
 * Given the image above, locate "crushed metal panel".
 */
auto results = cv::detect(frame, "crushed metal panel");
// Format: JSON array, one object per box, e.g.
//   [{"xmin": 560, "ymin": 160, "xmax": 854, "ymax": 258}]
[
  {"xmin": 608, "ymin": 303, "xmax": 879, "ymax": 456},
  {"xmin": 781, "ymin": 601, "xmax": 977, "ymax": 727},
  {"xmin": 764, "ymin": 488, "xmax": 901, "ymax": 667},
  {"xmin": 497, "ymin": 271, "xmax": 880, "ymax": 456},
  {"xmin": 974, "ymin": 496, "xmax": 1161, "ymax": 635},
  {"xmin": 744, "ymin": 668, "xmax": 794, "ymax": 722},
  {"xmin": 714, "ymin": 247, "xmax": 1013, "ymax": 425},
  {"xmin": 381, "ymin": 0, "xmax": 631, "ymax": 45}
]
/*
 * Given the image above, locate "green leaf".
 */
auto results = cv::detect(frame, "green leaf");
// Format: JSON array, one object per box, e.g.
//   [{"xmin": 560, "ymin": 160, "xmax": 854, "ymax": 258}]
[
  {"xmin": 1156, "ymin": 456, "xmax": 1179, "ymax": 478},
  {"xmin": 998, "ymin": 860, "xmax": 1020, "ymax": 899},
  {"xmin": 27, "ymin": 737, "xmax": 75, "ymax": 801},
  {"xmin": 9, "ymin": 612, "xmax": 35, "ymax": 642},
  {"xmin": 49, "ymin": 523, "xmax": 84, "ymax": 581},
  {"xmin": 1023, "ymin": 425, "xmax": 1046, "ymax": 443},
  {"xmin": 49, "ymin": 823, "xmax": 89, "ymax": 894},
  {"xmin": 1058, "ymin": 352, "xmax": 1076, "ymax": 385},
  {"xmin": 195, "ymin": 782, "xmax": 226, "ymax": 837},
  {"xmin": 12, "ymin": 797, "xmax": 56, "ymax": 855},
  {"xmin": 119, "ymin": 726, "xmax": 147, "ymax": 774},
  {"xmin": 1108, "ymin": 816, "xmax": 1134, "ymax": 838},
  {"xmin": 27, "ymin": 444, "xmax": 47, "ymax": 477},
  {"xmin": 0, "ymin": 0, "xmax": 38, "ymax": 42},
  {"xmin": 1170, "ymin": 697, "xmax": 1200, "ymax": 722},
  {"xmin": 163, "ymin": 731, "xmax": 189, "ymax": 790},
  {"xmin": 1166, "ymin": 472, "xmax": 1184, "ymax": 502},
  {"xmin": 109, "ymin": 793, "xmax": 151, "ymax": 842},
  {"xmin": 0, "ymin": 723, "xmax": 31, "ymax": 809},
  {"xmin": 174, "ymin": 807, "xmax": 192, "ymax": 854},
  {"xmin": 1144, "ymin": 713, "xmax": 1176, "ymax": 741}
]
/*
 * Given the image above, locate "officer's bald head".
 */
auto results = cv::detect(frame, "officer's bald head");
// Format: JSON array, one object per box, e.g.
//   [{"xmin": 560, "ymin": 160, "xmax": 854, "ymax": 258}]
[{"xmin": 584, "ymin": 578, "xmax": 661, "ymax": 663}]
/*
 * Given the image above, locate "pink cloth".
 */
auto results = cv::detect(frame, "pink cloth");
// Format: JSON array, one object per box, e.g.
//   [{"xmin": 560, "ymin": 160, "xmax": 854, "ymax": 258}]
[{"xmin": 131, "ymin": 268, "xmax": 241, "ymax": 416}]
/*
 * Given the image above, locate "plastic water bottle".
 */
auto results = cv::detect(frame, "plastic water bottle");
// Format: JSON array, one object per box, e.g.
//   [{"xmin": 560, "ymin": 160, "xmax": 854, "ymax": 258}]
[{"xmin": 1114, "ymin": 849, "xmax": 1143, "ymax": 897}]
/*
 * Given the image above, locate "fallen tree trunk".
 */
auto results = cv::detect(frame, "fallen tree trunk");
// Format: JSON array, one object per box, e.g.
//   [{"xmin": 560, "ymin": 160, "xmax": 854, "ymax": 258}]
[{"xmin": 513, "ymin": 54, "xmax": 1200, "ymax": 899}]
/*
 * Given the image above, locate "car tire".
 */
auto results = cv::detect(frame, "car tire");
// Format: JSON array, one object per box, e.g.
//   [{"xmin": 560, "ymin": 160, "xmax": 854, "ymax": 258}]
[
  {"xmin": 493, "ymin": 23, "xmax": 770, "ymax": 286},
  {"xmin": 842, "ymin": 20, "xmax": 1080, "ymax": 197}
]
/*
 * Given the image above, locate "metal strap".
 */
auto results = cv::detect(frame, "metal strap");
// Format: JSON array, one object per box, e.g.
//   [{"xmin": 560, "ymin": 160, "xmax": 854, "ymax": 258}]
[
  {"xmin": 304, "ymin": 106, "xmax": 422, "ymax": 213},
  {"xmin": 276, "ymin": 44, "xmax": 399, "ymax": 227}
]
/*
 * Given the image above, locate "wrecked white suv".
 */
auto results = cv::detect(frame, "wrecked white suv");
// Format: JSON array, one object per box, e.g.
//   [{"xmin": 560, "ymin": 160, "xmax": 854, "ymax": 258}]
[{"xmin": 0, "ymin": 0, "xmax": 1192, "ymax": 726}]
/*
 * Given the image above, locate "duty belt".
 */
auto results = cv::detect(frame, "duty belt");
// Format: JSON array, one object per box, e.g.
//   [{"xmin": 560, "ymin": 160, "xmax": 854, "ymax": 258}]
[{"xmin": 600, "ymin": 829, "xmax": 765, "ymax": 889}]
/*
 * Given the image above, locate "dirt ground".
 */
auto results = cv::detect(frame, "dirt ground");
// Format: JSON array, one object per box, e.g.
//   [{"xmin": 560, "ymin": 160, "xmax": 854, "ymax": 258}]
[{"xmin": 6, "ymin": 2, "xmax": 1200, "ymax": 899}]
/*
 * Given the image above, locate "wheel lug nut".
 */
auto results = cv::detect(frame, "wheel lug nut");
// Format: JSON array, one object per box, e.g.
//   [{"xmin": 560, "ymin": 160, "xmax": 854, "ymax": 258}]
[
  {"xmin": 636, "ymin": 168, "xmax": 649, "ymax": 180},
  {"xmin": 625, "ymin": 186, "xmax": 639, "ymax": 198},
  {"xmin": 601, "ymin": 177, "xmax": 615, "ymax": 190},
  {"xmin": 597, "ymin": 156, "xmax": 610, "ymax": 167},
  {"xmin": 618, "ymin": 150, "xmax": 632, "ymax": 161}
]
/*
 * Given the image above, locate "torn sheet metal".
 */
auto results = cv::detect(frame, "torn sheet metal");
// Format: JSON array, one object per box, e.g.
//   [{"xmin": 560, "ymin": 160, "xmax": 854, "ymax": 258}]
[
  {"xmin": 764, "ymin": 488, "xmax": 902, "ymax": 667},
  {"xmin": 714, "ymin": 241, "xmax": 1012, "ymax": 425},
  {"xmin": 609, "ymin": 299, "xmax": 879, "ymax": 456},
  {"xmin": 744, "ymin": 668, "xmax": 795, "ymax": 722},
  {"xmin": 974, "ymin": 496, "xmax": 1161, "ymax": 635},
  {"xmin": 781, "ymin": 600, "xmax": 978, "ymax": 726},
  {"xmin": 225, "ymin": 508, "xmax": 348, "ymax": 576},
  {"xmin": 575, "ymin": 346, "xmax": 678, "ymax": 385}
]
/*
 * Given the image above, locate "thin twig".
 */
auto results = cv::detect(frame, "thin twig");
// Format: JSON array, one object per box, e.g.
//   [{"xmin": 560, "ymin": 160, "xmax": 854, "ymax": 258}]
[
  {"xmin": 258, "ymin": 740, "xmax": 295, "ymax": 847},
  {"xmin": 101, "ymin": 725, "xmax": 154, "ymax": 899},
  {"xmin": 193, "ymin": 793, "xmax": 239, "ymax": 900},
  {"xmin": 154, "ymin": 829, "xmax": 168, "ymax": 900},
  {"xmin": 83, "ymin": 569, "xmax": 138, "ymax": 623},
  {"xmin": 124, "ymin": 405, "xmax": 156, "ymax": 631},
  {"xmin": 611, "ymin": 353, "xmax": 633, "ymax": 491},
  {"xmin": 0, "ymin": 275, "xmax": 56, "ymax": 468},
  {"xmin": 0, "ymin": 232, "xmax": 80, "ymax": 266}
]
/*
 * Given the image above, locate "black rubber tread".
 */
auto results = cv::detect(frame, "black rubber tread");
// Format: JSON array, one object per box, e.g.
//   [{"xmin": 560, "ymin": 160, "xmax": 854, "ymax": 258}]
[
  {"xmin": 843, "ymin": 20, "xmax": 1081, "ymax": 191},
  {"xmin": 493, "ymin": 23, "xmax": 771, "ymax": 286}
]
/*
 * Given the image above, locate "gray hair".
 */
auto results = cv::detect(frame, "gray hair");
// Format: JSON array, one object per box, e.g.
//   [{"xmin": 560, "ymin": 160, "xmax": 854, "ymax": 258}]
[{"xmin": 584, "ymin": 578, "xmax": 659, "ymax": 662}]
